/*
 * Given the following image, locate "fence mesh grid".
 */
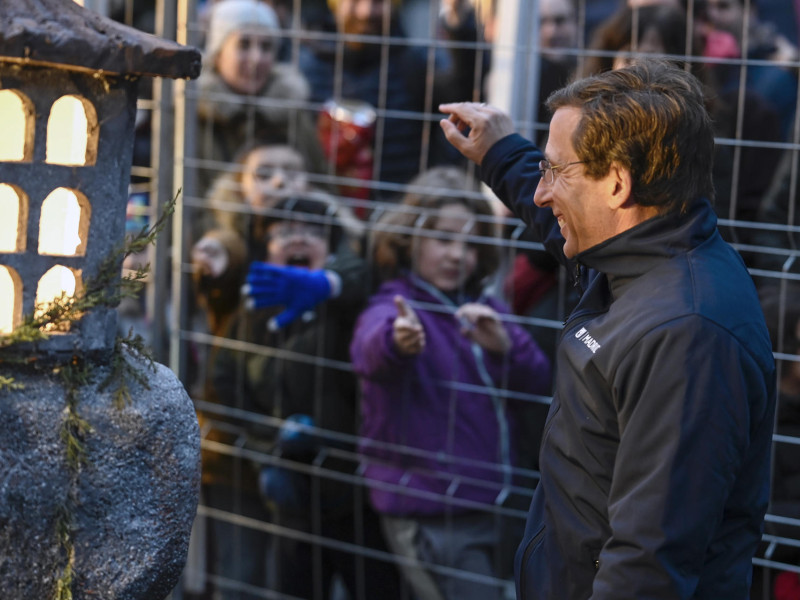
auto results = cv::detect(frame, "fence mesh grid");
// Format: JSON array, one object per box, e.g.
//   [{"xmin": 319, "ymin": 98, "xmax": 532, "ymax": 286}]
[{"xmin": 113, "ymin": 0, "xmax": 800, "ymax": 598}]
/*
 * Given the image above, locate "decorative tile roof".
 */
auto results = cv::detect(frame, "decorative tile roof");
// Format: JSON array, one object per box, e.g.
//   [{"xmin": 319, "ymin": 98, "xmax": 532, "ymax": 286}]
[{"xmin": 0, "ymin": 0, "xmax": 201, "ymax": 79}]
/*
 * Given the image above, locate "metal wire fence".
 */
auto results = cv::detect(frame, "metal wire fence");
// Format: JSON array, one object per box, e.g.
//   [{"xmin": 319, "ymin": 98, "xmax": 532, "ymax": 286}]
[{"xmin": 109, "ymin": 0, "xmax": 800, "ymax": 597}]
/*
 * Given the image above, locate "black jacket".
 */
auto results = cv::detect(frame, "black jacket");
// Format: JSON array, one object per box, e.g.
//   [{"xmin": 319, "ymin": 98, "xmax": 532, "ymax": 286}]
[
  {"xmin": 482, "ymin": 134, "xmax": 777, "ymax": 599},
  {"xmin": 203, "ymin": 245, "xmax": 367, "ymax": 500}
]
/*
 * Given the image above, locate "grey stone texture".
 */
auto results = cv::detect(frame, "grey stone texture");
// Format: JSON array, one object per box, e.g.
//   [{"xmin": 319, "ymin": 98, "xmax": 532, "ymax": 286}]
[
  {"xmin": 0, "ymin": 0, "xmax": 201, "ymax": 79},
  {"xmin": 0, "ymin": 350, "xmax": 200, "ymax": 599}
]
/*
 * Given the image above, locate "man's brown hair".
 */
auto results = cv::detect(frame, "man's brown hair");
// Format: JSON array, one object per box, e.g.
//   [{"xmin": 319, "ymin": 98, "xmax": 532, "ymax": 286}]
[{"xmin": 547, "ymin": 58, "xmax": 715, "ymax": 214}]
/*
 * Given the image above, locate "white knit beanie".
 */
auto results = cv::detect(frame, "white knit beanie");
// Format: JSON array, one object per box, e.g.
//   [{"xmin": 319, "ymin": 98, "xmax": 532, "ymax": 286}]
[{"xmin": 205, "ymin": 0, "xmax": 280, "ymax": 61}]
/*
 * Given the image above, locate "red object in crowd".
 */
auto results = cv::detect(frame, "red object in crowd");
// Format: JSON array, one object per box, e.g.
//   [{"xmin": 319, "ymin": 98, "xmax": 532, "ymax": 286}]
[
  {"xmin": 702, "ymin": 28, "xmax": 740, "ymax": 59},
  {"xmin": 318, "ymin": 99, "xmax": 376, "ymax": 216},
  {"xmin": 775, "ymin": 570, "xmax": 800, "ymax": 600},
  {"xmin": 503, "ymin": 253, "xmax": 557, "ymax": 316}
]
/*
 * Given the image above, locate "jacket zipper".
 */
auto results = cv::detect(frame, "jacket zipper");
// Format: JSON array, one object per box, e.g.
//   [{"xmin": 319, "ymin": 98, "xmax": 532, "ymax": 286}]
[
  {"xmin": 472, "ymin": 343, "xmax": 512, "ymax": 487},
  {"xmin": 408, "ymin": 275, "xmax": 513, "ymax": 487},
  {"xmin": 560, "ymin": 262, "xmax": 608, "ymax": 333},
  {"xmin": 572, "ymin": 260, "xmax": 584, "ymax": 293}
]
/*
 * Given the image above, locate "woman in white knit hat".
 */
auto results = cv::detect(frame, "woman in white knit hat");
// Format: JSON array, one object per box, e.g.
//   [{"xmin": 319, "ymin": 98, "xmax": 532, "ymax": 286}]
[
  {"xmin": 204, "ymin": 0, "xmax": 281, "ymax": 95},
  {"xmin": 193, "ymin": 0, "xmax": 325, "ymax": 211}
]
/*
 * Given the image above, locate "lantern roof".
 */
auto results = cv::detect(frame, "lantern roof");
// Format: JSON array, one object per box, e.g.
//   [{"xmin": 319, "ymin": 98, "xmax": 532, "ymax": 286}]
[{"xmin": 0, "ymin": 0, "xmax": 201, "ymax": 79}]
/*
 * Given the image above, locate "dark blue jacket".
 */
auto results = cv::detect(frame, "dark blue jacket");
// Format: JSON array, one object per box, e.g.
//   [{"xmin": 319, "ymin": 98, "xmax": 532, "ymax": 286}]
[{"xmin": 482, "ymin": 134, "xmax": 777, "ymax": 599}]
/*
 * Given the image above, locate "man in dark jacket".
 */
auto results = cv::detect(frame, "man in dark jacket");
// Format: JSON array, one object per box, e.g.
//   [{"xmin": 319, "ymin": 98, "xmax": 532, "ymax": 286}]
[{"xmin": 439, "ymin": 59, "xmax": 777, "ymax": 599}]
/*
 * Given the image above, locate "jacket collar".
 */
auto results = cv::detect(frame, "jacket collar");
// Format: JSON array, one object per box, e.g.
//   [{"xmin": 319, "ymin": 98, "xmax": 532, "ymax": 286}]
[{"xmin": 575, "ymin": 198, "xmax": 719, "ymax": 299}]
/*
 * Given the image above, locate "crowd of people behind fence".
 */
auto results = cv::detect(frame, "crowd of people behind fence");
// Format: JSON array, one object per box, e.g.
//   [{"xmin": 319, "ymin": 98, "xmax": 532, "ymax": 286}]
[{"xmin": 118, "ymin": 0, "xmax": 800, "ymax": 598}]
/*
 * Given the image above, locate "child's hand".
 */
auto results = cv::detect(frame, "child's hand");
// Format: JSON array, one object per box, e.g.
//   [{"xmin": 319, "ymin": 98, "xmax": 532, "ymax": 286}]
[
  {"xmin": 393, "ymin": 296, "xmax": 426, "ymax": 355},
  {"xmin": 455, "ymin": 303, "xmax": 511, "ymax": 355},
  {"xmin": 192, "ymin": 234, "xmax": 229, "ymax": 278},
  {"xmin": 243, "ymin": 262, "xmax": 332, "ymax": 330}
]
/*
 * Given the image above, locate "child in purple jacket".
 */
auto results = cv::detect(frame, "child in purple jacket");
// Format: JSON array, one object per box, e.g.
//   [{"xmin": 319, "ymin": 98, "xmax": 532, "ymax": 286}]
[{"xmin": 349, "ymin": 166, "xmax": 552, "ymax": 600}]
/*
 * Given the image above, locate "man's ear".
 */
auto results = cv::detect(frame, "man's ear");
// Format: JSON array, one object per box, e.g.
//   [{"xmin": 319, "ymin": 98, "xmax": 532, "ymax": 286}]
[{"xmin": 606, "ymin": 162, "xmax": 633, "ymax": 210}]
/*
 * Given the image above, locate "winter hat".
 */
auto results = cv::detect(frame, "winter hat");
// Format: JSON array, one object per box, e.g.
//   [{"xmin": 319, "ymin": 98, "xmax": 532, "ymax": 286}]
[{"xmin": 205, "ymin": 0, "xmax": 280, "ymax": 61}]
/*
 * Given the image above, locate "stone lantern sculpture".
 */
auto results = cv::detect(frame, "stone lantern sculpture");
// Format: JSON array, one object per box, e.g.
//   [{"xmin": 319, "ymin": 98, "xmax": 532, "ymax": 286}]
[{"xmin": 0, "ymin": 1, "xmax": 202, "ymax": 599}]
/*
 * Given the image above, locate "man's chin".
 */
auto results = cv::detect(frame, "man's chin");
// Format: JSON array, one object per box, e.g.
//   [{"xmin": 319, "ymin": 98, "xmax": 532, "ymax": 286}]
[{"xmin": 561, "ymin": 240, "xmax": 577, "ymax": 260}]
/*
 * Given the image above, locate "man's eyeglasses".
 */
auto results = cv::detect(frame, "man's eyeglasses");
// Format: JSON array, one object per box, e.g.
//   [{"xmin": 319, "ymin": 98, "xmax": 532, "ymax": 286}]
[{"xmin": 538, "ymin": 159, "xmax": 588, "ymax": 184}]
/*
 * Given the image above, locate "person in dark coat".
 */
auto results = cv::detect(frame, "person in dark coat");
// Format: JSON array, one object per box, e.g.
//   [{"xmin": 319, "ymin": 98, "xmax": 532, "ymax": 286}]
[
  {"xmin": 440, "ymin": 59, "xmax": 777, "ymax": 599},
  {"xmin": 698, "ymin": 0, "xmax": 799, "ymax": 139},
  {"xmin": 298, "ymin": 0, "xmax": 484, "ymax": 201}
]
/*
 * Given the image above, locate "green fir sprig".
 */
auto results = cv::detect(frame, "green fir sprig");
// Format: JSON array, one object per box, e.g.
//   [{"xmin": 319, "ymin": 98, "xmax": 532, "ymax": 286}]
[
  {"xmin": 57, "ymin": 357, "xmax": 93, "ymax": 468},
  {"xmin": 99, "ymin": 332, "xmax": 157, "ymax": 410},
  {"xmin": 0, "ymin": 374, "xmax": 24, "ymax": 392}
]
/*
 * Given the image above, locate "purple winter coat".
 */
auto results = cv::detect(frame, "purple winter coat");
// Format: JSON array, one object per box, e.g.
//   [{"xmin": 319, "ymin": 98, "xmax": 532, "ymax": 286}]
[{"xmin": 349, "ymin": 275, "xmax": 552, "ymax": 516}]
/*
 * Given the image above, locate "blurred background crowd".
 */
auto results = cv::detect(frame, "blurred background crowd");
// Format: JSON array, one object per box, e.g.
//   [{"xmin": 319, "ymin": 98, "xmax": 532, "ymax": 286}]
[{"xmin": 96, "ymin": 0, "xmax": 800, "ymax": 597}]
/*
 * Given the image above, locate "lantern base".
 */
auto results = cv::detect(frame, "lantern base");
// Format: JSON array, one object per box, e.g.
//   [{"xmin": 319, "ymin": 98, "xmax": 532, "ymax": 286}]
[{"xmin": 0, "ymin": 349, "xmax": 200, "ymax": 599}]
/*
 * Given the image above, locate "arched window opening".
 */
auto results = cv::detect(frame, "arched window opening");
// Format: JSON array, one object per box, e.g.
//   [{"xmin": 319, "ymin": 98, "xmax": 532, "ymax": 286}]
[
  {"xmin": 38, "ymin": 188, "xmax": 91, "ymax": 256},
  {"xmin": 0, "ymin": 266, "xmax": 22, "ymax": 334},
  {"xmin": 35, "ymin": 265, "xmax": 80, "ymax": 331},
  {"xmin": 46, "ymin": 95, "xmax": 98, "ymax": 166},
  {"xmin": 0, "ymin": 90, "xmax": 34, "ymax": 162},
  {"xmin": 0, "ymin": 184, "xmax": 28, "ymax": 253}
]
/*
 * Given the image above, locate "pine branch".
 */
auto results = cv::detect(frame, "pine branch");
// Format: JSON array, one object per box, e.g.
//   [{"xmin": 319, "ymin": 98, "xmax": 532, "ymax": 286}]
[
  {"xmin": 0, "ymin": 375, "xmax": 24, "ymax": 391},
  {"xmin": 99, "ymin": 332, "xmax": 157, "ymax": 409},
  {"xmin": 58, "ymin": 359, "xmax": 93, "ymax": 469}
]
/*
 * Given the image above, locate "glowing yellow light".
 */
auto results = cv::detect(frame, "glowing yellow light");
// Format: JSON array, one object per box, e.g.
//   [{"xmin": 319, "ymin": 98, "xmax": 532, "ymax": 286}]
[
  {"xmin": 39, "ymin": 189, "xmax": 84, "ymax": 256},
  {"xmin": 0, "ymin": 90, "xmax": 26, "ymax": 162},
  {"xmin": 0, "ymin": 267, "xmax": 21, "ymax": 334},
  {"xmin": 0, "ymin": 184, "xmax": 22, "ymax": 252},
  {"xmin": 35, "ymin": 266, "xmax": 77, "ymax": 327},
  {"xmin": 46, "ymin": 96, "xmax": 88, "ymax": 166}
]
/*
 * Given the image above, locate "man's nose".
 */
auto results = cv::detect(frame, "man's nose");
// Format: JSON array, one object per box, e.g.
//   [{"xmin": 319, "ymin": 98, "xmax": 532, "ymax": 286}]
[{"xmin": 533, "ymin": 180, "xmax": 550, "ymax": 207}]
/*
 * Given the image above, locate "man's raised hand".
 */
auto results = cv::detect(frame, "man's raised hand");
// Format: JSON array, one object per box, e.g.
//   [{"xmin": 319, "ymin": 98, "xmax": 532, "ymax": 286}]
[{"xmin": 439, "ymin": 102, "xmax": 516, "ymax": 165}]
